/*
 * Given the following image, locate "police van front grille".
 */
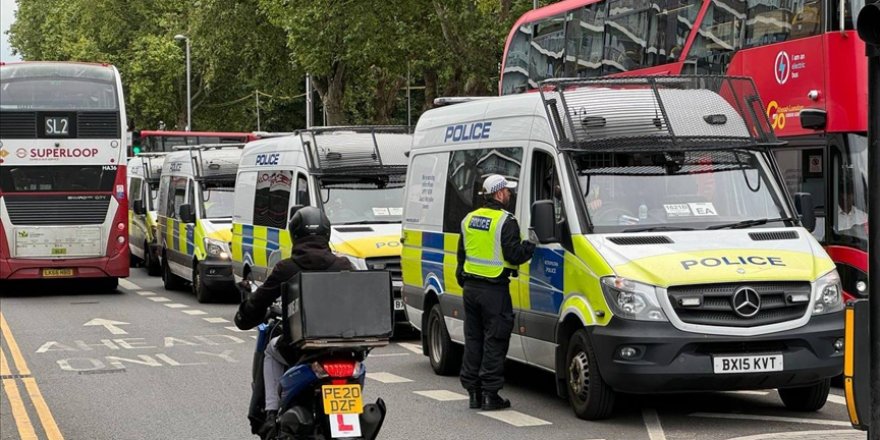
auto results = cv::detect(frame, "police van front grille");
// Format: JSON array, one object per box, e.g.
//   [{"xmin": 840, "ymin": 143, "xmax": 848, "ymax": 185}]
[
  {"xmin": 5, "ymin": 196, "xmax": 110, "ymax": 225},
  {"xmin": 366, "ymin": 257, "xmax": 402, "ymax": 281},
  {"xmin": 667, "ymin": 282, "xmax": 811, "ymax": 327}
]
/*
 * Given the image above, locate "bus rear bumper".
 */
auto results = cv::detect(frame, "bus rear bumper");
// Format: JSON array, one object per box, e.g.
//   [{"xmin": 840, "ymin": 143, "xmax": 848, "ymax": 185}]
[{"xmin": 0, "ymin": 252, "xmax": 130, "ymax": 280}]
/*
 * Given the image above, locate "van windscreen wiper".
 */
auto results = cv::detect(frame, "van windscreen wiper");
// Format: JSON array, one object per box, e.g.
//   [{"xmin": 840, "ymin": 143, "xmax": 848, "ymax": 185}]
[
  {"xmin": 621, "ymin": 226, "xmax": 696, "ymax": 233},
  {"xmin": 706, "ymin": 217, "xmax": 796, "ymax": 230}
]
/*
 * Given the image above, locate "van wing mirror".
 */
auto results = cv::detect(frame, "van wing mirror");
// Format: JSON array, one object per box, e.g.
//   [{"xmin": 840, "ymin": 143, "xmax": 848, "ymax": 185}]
[
  {"xmin": 794, "ymin": 192, "xmax": 816, "ymax": 232},
  {"xmin": 531, "ymin": 200, "xmax": 558, "ymax": 243},
  {"xmin": 178, "ymin": 204, "xmax": 195, "ymax": 223},
  {"xmin": 132, "ymin": 200, "xmax": 146, "ymax": 215}
]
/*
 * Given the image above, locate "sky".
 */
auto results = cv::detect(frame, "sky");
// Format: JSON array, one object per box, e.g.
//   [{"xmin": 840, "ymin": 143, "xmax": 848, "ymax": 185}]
[{"xmin": 1, "ymin": 0, "xmax": 20, "ymax": 62}]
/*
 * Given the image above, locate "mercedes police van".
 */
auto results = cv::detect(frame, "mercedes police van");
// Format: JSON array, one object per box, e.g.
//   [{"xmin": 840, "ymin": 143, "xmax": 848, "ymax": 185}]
[
  {"xmin": 401, "ymin": 77, "xmax": 844, "ymax": 419},
  {"xmin": 156, "ymin": 144, "xmax": 243, "ymax": 302},
  {"xmin": 127, "ymin": 153, "xmax": 165, "ymax": 275},
  {"xmin": 231, "ymin": 127, "xmax": 412, "ymax": 328}
]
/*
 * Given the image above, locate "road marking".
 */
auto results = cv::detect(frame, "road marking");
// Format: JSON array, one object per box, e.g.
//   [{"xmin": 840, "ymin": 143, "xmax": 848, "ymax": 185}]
[
  {"xmin": 83, "ymin": 318, "xmax": 130, "ymax": 335},
  {"xmin": 479, "ymin": 410, "xmax": 552, "ymax": 427},
  {"xmin": 367, "ymin": 372, "xmax": 413, "ymax": 383},
  {"xmin": 1, "ymin": 347, "xmax": 38, "ymax": 439},
  {"xmin": 225, "ymin": 326, "xmax": 254, "ymax": 333},
  {"xmin": 148, "ymin": 297, "xmax": 171, "ymax": 303},
  {"xmin": 413, "ymin": 390, "xmax": 468, "ymax": 401},
  {"xmin": 726, "ymin": 429, "xmax": 866, "ymax": 440},
  {"xmin": 118, "ymin": 279, "xmax": 140, "ymax": 290},
  {"xmin": 689, "ymin": 412, "xmax": 851, "ymax": 426},
  {"xmin": 136, "ymin": 291, "xmax": 155, "ymax": 296},
  {"xmin": 643, "ymin": 408, "xmax": 667, "ymax": 440},
  {"xmin": 398, "ymin": 342, "xmax": 422, "ymax": 354},
  {"xmin": 163, "ymin": 303, "xmax": 189, "ymax": 309},
  {"xmin": 827, "ymin": 394, "xmax": 846, "ymax": 405},
  {"xmin": 368, "ymin": 352, "xmax": 410, "ymax": 358},
  {"xmin": 725, "ymin": 390, "xmax": 770, "ymax": 396},
  {"xmin": 1, "ymin": 313, "xmax": 64, "ymax": 439},
  {"xmin": 182, "ymin": 310, "xmax": 208, "ymax": 316},
  {"xmin": 204, "ymin": 317, "xmax": 229, "ymax": 324}
]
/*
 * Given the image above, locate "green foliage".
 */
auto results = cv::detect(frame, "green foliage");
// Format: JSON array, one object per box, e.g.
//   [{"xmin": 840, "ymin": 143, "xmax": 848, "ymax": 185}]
[{"xmin": 9, "ymin": 0, "xmax": 536, "ymax": 130}]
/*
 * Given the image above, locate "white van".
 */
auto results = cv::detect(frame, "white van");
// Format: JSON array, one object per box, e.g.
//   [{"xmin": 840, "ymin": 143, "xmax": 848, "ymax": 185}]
[
  {"xmin": 127, "ymin": 153, "xmax": 165, "ymax": 275},
  {"xmin": 231, "ymin": 127, "xmax": 412, "ymax": 327},
  {"xmin": 156, "ymin": 144, "xmax": 243, "ymax": 302},
  {"xmin": 401, "ymin": 77, "xmax": 844, "ymax": 419}
]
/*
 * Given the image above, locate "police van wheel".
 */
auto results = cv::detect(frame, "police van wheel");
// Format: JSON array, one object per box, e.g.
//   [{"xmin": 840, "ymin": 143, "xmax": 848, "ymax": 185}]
[
  {"xmin": 566, "ymin": 329, "xmax": 615, "ymax": 420},
  {"xmin": 162, "ymin": 254, "xmax": 185, "ymax": 291},
  {"xmin": 426, "ymin": 304, "xmax": 462, "ymax": 376},
  {"xmin": 193, "ymin": 264, "xmax": 213, "ymax": 303},
  {"xmin": 144, "ymin": 243, "xmax": 161, "ymax": 276},
  {"xmin": 778, "ymin": 378, "xmax": 830, "ymax": 411}
]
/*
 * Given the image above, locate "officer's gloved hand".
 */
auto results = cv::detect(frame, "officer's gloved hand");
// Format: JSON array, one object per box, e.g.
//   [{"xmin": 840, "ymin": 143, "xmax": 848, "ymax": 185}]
[{"xmin": 527, "ymin": 228, "xmax": 540, "ymax": 245}]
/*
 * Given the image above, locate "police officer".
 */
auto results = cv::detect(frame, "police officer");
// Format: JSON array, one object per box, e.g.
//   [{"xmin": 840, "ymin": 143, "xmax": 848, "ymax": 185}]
[{"xmin": 457, "ymin": 174, "xmax": 536, "ymax": 410}]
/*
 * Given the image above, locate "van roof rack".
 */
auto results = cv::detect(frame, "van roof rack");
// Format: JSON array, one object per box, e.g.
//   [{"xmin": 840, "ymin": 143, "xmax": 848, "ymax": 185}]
[
  {"xmin": 174, "ymin": 143, "xmax": 244, "ymax": 182},
  {"xmin": 432, "ymin": 97, "xmax": 492, "ymax": 107},
  {"xmin": 136, "ymin": 154, "xmax": 166, "ymax": 183},
  {"xmin": 538, "ymin": 75, "xmax": 782, "ymax": 153},
  {"xmin": 297, "ymin": 126, "xmax": 409, "ymax": 176}
]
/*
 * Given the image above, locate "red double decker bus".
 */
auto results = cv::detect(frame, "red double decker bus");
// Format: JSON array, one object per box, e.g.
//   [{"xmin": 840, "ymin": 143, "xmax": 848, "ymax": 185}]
[
  {"xmin": 500, "ymin": 0, "xmax": 868, "ymax": 299},
  {"xmin": 132, "ymin": 130, "xmax": 260, "ymax": 155},
  {"xmin": 1, "ymin": 62, "xmax": 130, "ymax": 290}
]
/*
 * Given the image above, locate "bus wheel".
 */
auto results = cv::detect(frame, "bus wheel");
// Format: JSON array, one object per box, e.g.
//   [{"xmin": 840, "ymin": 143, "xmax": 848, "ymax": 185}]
[
  {"xmin": 566, "ymin": 329, "xmax": 615, "ymax": 420},
  {"xmin": 144, "ymin": 242, "xmax": 161, "ymax": 276},
  {"xmin": 426, "ymin": 303, "xmax": 461, "ymax": 376},
  {"xmin": 193, "ymin": 264, "xmax": 213, "ymax": 303},
  {"xmin": 778, "ymin": 378, "xmax": 830, "ymax": 411},
  {"xmin": 162, "ymin": 254, "xmax": 184, "ymax": 291}
]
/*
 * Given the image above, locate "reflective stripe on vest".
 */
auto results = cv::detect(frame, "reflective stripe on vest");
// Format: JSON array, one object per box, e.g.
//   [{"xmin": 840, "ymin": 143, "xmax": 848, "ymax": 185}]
[{"xmin": 461, "ymin": 208, "xmax": 517, "ymax": 278}]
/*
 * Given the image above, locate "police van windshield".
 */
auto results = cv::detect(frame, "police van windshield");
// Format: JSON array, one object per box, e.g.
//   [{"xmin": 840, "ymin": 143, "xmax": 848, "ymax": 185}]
[
  {"xmin": 201, "ymin": 187, "xmax": 235, "ymax": 219},
  {"xmin": 573, "ymin": 150, "xmax": 790, "ymax": 233},
  {"xmin": 318, "ymin": 176, "xmax": 405, "ymax": 225}
]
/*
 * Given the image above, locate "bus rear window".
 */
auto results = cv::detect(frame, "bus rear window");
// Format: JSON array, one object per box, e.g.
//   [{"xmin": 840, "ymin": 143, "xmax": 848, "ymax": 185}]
[
  {"xmin": 0, "ymin": 166, "xmax": 117, "ymax": 192},
  {"xmin": 0, "ymin": 79, "xmax": 118, "ymax": 110}
]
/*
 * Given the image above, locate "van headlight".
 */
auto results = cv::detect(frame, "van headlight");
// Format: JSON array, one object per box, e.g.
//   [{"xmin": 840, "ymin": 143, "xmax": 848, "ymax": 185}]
[
  {"xmin": 813, "ymin": 270, "xmax": 843, "ymax": 315},
  {"xmin": 204, "ymin": 238, "xmax": 230, "ymax": 260},
  {"xmin": 337, "ymin": 253, "xmax": 367, "ymax": 270},
  {"xmin": 600, "ymin": 277, "xmax": 668, "ymax": 321}
]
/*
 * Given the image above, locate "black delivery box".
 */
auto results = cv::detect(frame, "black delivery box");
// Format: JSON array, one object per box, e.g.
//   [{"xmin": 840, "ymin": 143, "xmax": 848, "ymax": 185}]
[{"xmin": 282, "ymin": 270, "xmax": 393, "ymax": 349}]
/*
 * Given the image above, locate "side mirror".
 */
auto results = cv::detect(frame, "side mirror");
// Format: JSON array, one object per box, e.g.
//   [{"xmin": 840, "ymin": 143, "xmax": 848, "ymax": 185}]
[
  {"xmin": 132, "ymin": 200, "xmax": 146, "ymax": 215},
  {"xmin": 288, "ymin": 205, "xmax": 304, "ymax": 223},
  {"xmin": 178, "ymin": 204, "xmax": 195, "ymax": 223},
  {"xmin": 799, "ymin": 109, "xmax": 827, "ymax": 130},
  {"xmin": 531, "ymin": 200, "xmax": 558, "ymax": 243},
  {"xmin": 794, "ymin": 192, "xmax": 816, "ymax": 232}
]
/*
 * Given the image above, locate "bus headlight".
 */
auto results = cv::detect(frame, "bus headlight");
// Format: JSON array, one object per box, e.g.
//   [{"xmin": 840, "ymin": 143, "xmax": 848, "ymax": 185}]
[
  {"xmin": 205, "ymin": 238, "xmax": 230, "ymax": 260},
  {"xmin": 600, "ymin": 277, "xmax": 668, "ymax": 321},
  {"xmin": 813, "ymin": 270, "xmax": 843, "ymax": 315}
]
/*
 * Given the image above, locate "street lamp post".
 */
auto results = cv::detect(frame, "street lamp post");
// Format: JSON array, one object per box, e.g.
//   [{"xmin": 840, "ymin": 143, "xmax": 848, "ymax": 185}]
[{"xmin": 174, "ymin": 34, "xmax": 192, "ymax": 131}]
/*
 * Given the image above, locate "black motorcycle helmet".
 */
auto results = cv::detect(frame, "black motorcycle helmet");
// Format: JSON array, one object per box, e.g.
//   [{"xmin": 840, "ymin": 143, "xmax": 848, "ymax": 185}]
[{"xmin": 288, "ymin": 206, "xmax": 331, "ymax": 240}]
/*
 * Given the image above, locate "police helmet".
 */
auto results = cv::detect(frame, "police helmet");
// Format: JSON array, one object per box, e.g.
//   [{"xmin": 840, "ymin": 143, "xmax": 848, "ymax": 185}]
[{"xmin": 288, "ymin": 206, "xmax": 331, "ymax": 240}]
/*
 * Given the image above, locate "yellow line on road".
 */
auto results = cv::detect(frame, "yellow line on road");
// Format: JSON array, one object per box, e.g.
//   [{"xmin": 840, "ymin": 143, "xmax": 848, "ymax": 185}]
[
  {"xmin": 1, "ymin": 312, "xmax": 64, "ymax": 439},
  {"xmin": 1, "ymin": 347, "xmax": 38, "ymax": 440}
]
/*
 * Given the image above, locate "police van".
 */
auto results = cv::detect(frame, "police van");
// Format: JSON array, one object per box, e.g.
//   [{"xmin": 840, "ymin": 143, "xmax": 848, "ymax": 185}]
[
  {"xmin": 156, "ymin": 144, "xmax": 243, "ymax": 302},
  {"xmin": 127, "ymin": 153, "xmax": 165, "ymax": 275},
  {"xmin": 401, "ymin": 76, "xmax": 844, "ymax": 419},
  {"xmin": 231, "ymin": 127, "xmax": 411, "ymax": 327}
]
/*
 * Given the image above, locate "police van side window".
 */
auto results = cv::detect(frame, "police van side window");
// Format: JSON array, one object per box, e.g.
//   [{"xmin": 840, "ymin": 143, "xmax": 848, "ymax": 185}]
[
  {"xmin": 169, "ymin": 176, "xmax": 188, "ymax": 220},
  {"xmin": 130, "ymin": 178, "xmax": 143, "ymax": 204},
  {"xmin": 296, "ymin": 173, "xmax": 310, "ymax": 206},
  {"xmin": 531, "ymin": 150, "xmax": 572, "ymax": 250},
  {"xmin": 442, "ymin": 147, "xmax": 523, "ymax": 233},
  {"xmin": 253, "ymin": 170, "xmax": 293, "ymax": 229}
]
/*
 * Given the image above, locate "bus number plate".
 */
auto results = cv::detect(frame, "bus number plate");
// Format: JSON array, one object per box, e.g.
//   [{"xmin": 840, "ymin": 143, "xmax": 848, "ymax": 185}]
[
  {"xmin": 51, "ymin": 248, "xmax": 67, "ymax": 255},
  {"xmin": 42, "ymin": 268, "xmax": 74, "ymax": 277}
]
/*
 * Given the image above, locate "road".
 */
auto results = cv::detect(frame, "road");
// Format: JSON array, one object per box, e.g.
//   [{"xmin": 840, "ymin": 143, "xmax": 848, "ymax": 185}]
[{"xmin": 0, "ymin": 270, "xmax": 867, "ymax": 440}]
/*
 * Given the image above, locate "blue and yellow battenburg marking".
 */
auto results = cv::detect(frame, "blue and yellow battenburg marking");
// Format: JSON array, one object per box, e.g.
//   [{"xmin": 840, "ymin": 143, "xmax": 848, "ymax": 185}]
[
  {"xmin": 232, "ymin": 224, "xmax": 293, "ymax": 270},
  {"xmin": 165, "ymin": 217, "xmax": 195, "ymax": 255}
]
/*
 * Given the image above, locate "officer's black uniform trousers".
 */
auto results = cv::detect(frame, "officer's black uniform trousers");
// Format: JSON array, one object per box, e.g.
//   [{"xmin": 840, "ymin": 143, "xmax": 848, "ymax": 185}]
[{"xmin": 460, "ymin": 278, "xmax": 515, "ymax": 392}]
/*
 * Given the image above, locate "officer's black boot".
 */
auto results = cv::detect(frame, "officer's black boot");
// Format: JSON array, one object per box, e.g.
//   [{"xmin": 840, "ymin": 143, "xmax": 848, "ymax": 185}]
[
  {"xmin": 481, "ymin": 391, "xmax": 511, "ymax": 411},
  {"xmin": 258, "ymin": 410, "xmax": 278, "ymax": 440},
  {"xmin": 468, "ymin": 390, "xmax": 482, "ymax": 409}
]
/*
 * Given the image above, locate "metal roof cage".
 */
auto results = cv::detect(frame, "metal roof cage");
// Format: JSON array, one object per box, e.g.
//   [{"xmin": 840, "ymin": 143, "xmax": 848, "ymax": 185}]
[
  {"xmin": 298, "ymin": 126, "xmax": 410, "ymax": 176},
  {"xmin": 173, "ymin": 143, "xmax": 245, "ymax": 183},
  {"xmin": 539, "ymin": 76, "xmax": 779, "ymax": 153},
  {"xmin": 135, "ymin": 152, "xmax": 167, "ymax": 184}
]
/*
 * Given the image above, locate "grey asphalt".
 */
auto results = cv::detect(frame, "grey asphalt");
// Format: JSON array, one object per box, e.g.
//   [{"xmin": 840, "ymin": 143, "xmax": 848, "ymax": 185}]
[{"xmin": 0, "ymin": 270, "xmax": 867, "ymax": 440}]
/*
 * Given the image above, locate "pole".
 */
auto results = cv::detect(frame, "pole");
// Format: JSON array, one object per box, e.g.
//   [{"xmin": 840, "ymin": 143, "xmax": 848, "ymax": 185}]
[
  {"xmin": 185, "ymin": 38, "xmax": 192, "ymax": 131},
  {"xmin": 255, "ymin": 90, "xmax": 261, "ymax": 132},
  {"xmin": 305, "ymin": 74, "xmax": 313, "ymax": 129},
  {"xmin": 407, "ymin": 63, "xmax": 412, "ymax": 130},
  {"xmin": 858, "ymin": 2, "xmax": 880, "ymax": 438}
]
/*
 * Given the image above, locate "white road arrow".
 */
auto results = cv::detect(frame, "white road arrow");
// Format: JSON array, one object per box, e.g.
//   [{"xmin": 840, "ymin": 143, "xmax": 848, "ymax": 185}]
[{"xmin": 83, "ymin": 318, "xmax": 130, "ymax": 335}]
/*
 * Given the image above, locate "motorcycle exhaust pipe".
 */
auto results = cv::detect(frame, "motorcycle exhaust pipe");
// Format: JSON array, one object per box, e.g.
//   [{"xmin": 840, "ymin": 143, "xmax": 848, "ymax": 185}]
[{"xmin": 359, "ymin": 398, "xmax": 387, "ymax": 440}]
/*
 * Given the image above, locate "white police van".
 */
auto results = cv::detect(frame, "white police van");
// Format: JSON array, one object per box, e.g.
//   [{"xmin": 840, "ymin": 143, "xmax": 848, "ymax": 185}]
[
  {"xmin": 401, "ymin": 76, "xmax": 844, "ymax": 419},
  {"xmin": 127, "ymin": 153, "xmax": 165, "ymax": 275},
  {"xmin": 231, "ymin": 127, "xmax": 413, "ymax": 329}
]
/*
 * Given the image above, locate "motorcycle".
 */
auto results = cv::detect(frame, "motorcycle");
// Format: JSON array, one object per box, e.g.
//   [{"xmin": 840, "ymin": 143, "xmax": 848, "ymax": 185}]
[{"xmin": 242, "ymin": 281, "xmax": 388, "ymax": 440}]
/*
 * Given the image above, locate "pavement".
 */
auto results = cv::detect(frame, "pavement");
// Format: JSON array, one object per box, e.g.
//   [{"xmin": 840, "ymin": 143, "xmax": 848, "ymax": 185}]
[{"xmin": 0, "ymin": 269, "xmax": 868, "ymax": 440}]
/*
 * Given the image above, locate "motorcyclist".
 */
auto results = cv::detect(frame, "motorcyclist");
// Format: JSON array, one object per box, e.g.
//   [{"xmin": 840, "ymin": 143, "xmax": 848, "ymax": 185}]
[{"xmin": 234, "ymin": 206, "xmax": 352, "ymax": 437}]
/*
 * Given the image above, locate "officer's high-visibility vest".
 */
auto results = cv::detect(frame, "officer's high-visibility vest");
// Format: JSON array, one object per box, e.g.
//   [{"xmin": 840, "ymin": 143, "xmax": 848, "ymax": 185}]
[{"xmin": 461, "ymin": 207, "xmax": 519, "ymax": 278}]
